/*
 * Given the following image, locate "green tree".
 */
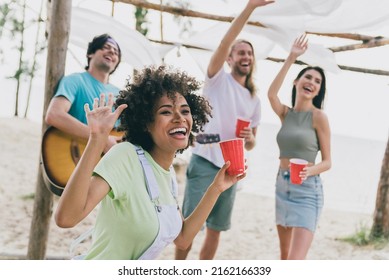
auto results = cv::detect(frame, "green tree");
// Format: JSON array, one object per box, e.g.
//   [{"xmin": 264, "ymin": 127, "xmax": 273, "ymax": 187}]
[
  {"xmin": 0, "ymin": 0, "xmax": 46, "ymax": 117},
  {"xmin": 10, "ymin": 0, "xmax": 27, "ymax": 117},
  {"xmin": 23, "ymin": 0, "xmax": 45, "ymax": 118}
]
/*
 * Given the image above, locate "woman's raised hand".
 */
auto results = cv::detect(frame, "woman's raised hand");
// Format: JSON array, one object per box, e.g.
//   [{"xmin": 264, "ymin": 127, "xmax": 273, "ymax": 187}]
[
  {"xmin": 84, "ymin": 93, "xmax": 127, "ymax": 137},
  {"xmin": 291, "ymin": 33, "xmax": 308, "ymax": 58}
]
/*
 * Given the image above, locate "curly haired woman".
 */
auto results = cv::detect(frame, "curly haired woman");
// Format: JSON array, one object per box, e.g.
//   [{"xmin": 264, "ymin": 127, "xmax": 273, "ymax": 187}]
[{"xmin": 55, "ymin": 65, "xmax": 247, "ymax": 260}]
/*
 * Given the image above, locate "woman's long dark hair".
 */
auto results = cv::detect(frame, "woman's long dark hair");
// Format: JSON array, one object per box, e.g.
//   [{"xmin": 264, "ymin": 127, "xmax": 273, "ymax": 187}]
[{"xmin": 292, "ymin": 66, "xmax": 326, "ymax": 109}]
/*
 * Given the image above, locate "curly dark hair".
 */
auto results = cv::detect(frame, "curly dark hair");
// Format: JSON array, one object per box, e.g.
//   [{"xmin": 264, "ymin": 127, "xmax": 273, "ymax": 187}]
[{"xmin": 115, "ymin": 65, "xmax": 212, "ymax": 154}]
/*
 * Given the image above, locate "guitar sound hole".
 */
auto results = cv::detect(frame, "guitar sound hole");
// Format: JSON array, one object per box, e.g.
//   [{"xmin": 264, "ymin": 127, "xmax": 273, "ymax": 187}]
[{"xmin": 70, "ymin": 140, "xmax": 81, "ymax": 164}]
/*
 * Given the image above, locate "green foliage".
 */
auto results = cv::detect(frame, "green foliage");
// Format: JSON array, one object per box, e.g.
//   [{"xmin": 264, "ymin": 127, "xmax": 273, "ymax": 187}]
[
  {"xmin": 339, "ymin": 223, "xmax": 389, "ymax": 249},
  {"xmin": 0, "ymin": 0, "xmax": 21, "ymax": 39},
  {"xmin": 0, "ymin": 3, "xmax": 10, "ymax": 36},
  {"xmin": 0, "ymin": 2, "xmax": 13, "ymax": 60},
  {"xmin": 135, "ymin": 7, "xmax": 149, "ymax": 36},
  {"xmin": 7, "ymin": 61, "xmax": 29, "ymax": 80},
  {"xmin": 20, "ymin": 192, "xmax": 35, "ymax": 200}
]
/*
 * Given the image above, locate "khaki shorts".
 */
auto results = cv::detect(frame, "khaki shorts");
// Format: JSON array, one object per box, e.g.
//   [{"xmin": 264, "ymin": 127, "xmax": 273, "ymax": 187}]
[{"xmin": 181, "ymin": 154, "xmax": 237, "ymax": 231}]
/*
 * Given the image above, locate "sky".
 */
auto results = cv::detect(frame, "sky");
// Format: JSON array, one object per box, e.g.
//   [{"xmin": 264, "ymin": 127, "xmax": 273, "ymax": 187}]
[{"xmin": 0, "ymin": 0, "xmax": 388, "ymax": 142}]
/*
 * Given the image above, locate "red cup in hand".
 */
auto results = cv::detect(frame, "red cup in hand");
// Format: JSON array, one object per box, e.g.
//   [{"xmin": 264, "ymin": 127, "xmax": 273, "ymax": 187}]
[
  {"xmin": 290, "ymin": 158, "xmax": 308, "ymax": 184},
  {"xmin": 219, "ymin": 138, "xmax": 245, "ymax": 175},
  {"xmin": 235, "ymin": 118, "xmax": 251, "ymax": 138}
]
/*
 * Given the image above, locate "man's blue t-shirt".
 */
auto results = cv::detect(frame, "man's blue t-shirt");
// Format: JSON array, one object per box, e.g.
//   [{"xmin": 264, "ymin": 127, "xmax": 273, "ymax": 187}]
[{"xmin": 54, "ymin": 72, "xmax": 120, "ymax": 124}]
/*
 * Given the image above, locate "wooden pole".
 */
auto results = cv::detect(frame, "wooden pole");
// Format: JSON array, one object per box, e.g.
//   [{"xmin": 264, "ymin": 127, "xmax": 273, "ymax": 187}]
[
  {"xmin": 265, "ymin": 57, "xmax": 389, "ymax": 76},
  {"xmin": 150, "ymin": 38, "xmax": 389, "ymax": 76},
  {"xmin": 112, "ymin": 0, "xmax": 389, "ymax": 76},
  {"xmin": 159, "ymin": 0, "xmax": 163, "ymax": 41},
  {"xmin": 113, "ymin": 0, "xmax": 385, "ymax": 42},
  {"xmin": 370, "ymin": 136, "xmax": 389, "ymax": 239},
  {"xmin": 328, "ymin": 37, "xmax": 389, "ymax": 52},
  {"xmin": 27, "ymin": 0, "xmax": 72, "ymax": 259}
]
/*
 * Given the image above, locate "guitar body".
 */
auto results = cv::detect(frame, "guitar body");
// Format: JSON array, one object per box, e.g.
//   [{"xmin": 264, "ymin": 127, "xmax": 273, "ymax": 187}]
[{"xmin": 41, "ymin": 126, "xmax": 123, "ymax": 196}]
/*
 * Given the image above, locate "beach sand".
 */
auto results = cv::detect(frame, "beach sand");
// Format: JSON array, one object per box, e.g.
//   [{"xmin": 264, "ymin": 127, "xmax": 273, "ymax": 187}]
[{"xmin": 1, "ymin": 117, "xmax": 388, "ymax": 260}]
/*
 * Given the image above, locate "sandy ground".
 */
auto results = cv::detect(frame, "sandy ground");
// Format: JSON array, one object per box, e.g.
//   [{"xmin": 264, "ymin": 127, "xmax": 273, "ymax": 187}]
[{"xmin": 1, "ymin": 117, "xmax": 388, "ymax": 260}]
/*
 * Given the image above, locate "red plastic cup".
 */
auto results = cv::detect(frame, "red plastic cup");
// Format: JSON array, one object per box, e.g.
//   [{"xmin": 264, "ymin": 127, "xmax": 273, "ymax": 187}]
[
  {"xmin": 235, "ymin": 118, "xmax": 251, "ymax": 138},
  {"xmin": 219, "ymin": 138, "xmax": 245, "ymax": 175},
  {"xmin": 290, "ymin": 158, "xmax": 308, "ymax": 184}
]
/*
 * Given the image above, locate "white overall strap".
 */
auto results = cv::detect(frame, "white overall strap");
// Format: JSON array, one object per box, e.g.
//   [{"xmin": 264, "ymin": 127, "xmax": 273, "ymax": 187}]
[
  {"xmin": 135, "ymin": 146, "xmax": 159, "ymax": 201},
  {"xmin": 69, "ymin": 202, "xmax": 103, "ymax": 259},
  {"xmin": 169, "ymin": 166, "xmax": 179, "ymax": 199},
  {"xmin": 135, "ymin": 146, "xmax": 182, "ymax": 260},
  {"xmin": 69, "ymin": 227, "xmax": 94, "ymax": 258}
]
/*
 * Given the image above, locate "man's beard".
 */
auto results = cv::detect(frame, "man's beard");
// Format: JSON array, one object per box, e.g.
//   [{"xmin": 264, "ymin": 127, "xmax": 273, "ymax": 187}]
[{"xmin": 233, "ymin": 65, "xmax": 251, "ymax": 77}]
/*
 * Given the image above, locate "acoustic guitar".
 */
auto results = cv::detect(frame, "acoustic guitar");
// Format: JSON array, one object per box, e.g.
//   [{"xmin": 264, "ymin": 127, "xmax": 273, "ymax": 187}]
[{"xmin": 41, "ymin": 126, "xmax": 123, "ymax": 196}]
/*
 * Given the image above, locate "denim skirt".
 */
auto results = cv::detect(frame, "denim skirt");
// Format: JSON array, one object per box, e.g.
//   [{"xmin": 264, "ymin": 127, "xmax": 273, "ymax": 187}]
[{"xmin": 275, "ymin": 169, "xmax": 324, "ymax": 232}]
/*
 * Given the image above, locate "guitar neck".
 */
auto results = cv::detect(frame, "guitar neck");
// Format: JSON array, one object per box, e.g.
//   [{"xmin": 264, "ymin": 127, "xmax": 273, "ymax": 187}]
[{"xmin": 195, "ymin": 133, "xmax": 220, "ymax": 144}]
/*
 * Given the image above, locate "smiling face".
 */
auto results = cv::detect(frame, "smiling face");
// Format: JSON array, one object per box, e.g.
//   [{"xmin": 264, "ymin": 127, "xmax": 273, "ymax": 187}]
[
  {"xmin": 292, "ymin": 66, "xmax": 326, "ymax": 109},
  {"xmin": 294, "ymin": 69, "xmax": 323, "ymax": 100},
  {"xmin": 89, "ymin": 41, "xmax": 120, "ymax": 74},
  {"xmin": 147, "ymin": 92, "xmax": 193, "ymax": 155},
  {"xmin": 227, "ymin": 41, "xmax": 254, "ymax": 77}
]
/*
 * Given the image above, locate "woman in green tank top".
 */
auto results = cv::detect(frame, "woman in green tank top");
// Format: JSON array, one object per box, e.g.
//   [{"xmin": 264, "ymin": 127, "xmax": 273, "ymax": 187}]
[{"xmin": 268, "ymin": 34, "xmax": 332, "ymax": 260}]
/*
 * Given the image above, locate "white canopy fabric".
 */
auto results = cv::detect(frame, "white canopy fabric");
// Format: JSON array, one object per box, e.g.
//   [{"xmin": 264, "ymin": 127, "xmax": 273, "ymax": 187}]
[
  {"xmin": 70, "ymin": 1, "xmax": 389, "ymax": 75},
  {"xmin": 249, "ymin": 0, "xmax": 389, "ymax": 37},
  {"xmin": 70, "ymin": 7, "xmax": 162, "ymax": 68},
  {"xmin": 185, "ymin": 22, "xmax": 341, "ymax": 74},
  {"xmin": 183, "ymin": 0, "xmax": 389, "ymax": 74},
  {"xmin": 231, "ymin": 0, "xmax": 389, "ymax": 35}
]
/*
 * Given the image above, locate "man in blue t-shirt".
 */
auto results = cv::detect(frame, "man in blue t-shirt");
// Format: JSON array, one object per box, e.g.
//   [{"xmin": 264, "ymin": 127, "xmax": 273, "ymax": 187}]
[{"xmin": 45, "ymin": 33, "xmax": 122, "ymax": 153}]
